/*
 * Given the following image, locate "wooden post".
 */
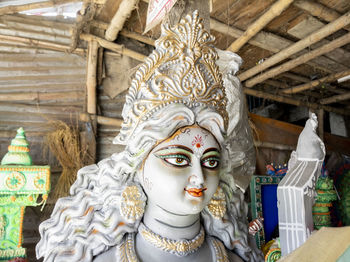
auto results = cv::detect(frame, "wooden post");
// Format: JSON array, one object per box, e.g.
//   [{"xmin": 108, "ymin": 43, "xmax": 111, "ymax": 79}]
[
  {"xmin": 282, "ymin": 69, "xmax": 350, "ymax": 94},
  {"xmin": 227, "ymin": 0, "xmax": 294, "ymax": 53},
  {"xmin": 238, "ymin": 11, "xmax": 350, "ymax": 82},
  {"xmin": 317, "ymin": 109, "xmax": 324, "ymax": 141},
  {"xmin": 244, "ymin": 32, "xmax": 350, "ymax": 87},
  {"xmin": 320, "ymin": 92, "xmax": 350, "ymax": 105},
  {"xmin": 105, "ymin": 0, "xmax": 139, "ymax": 41},
  {"xmin": 87, "ymin": 40, "xmax": 98, "ymax": 115}
]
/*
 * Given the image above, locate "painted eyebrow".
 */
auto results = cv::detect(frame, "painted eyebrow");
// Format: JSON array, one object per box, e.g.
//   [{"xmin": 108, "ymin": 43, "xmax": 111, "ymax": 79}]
[
  {"xmin": 202, "ymin": 148, "xmax": 220, "ymax": 155},
  {"xmin": 154, "ymin": 145, "xmax": 193, "ymax": 154}
]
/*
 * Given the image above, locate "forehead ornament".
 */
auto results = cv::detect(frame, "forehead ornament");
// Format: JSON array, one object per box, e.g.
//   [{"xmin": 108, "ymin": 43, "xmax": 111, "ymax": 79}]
[{"xmin": 117, "ymin": 11, "xmax": 227, "ymax": 144}]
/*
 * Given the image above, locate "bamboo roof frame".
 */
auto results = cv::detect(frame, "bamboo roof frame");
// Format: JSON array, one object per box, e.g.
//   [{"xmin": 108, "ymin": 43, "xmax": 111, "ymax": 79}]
[
  {"xmin": 226, "ymin": 0, "xmax": 294, "ymax": 52},
  {"xmin": 238, "ymin": 11, "xmax": 350, "ymax": 82}
]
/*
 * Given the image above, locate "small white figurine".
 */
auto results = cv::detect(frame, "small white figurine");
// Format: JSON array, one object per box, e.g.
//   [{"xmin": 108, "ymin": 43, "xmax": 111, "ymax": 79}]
[
  {"xmin": 36, "ymin": 11, "xmax": 263, "ymax": 262},
  {"xmin": 277, "ymin": 113, "xmax": 325, "ymax": 256}
]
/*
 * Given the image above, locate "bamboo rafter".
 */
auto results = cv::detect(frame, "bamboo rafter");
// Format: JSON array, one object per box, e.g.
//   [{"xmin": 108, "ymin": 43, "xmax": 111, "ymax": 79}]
[
  {"xmin": 80, "ymin": 33, "xmax": 146, "ymax": 61},
  {"xmin": 244, "ymin": 88, "xmax": 350, "ymax": 116},
  {"xmin": 320, "ymin": 92, "xmax": 350, "ymax": 105},
  {"xmin": 238, "ymin": 11, "xmax": 350, "ymax": 82},
  {"xmin": 293, "ymin": 0, "xmax": 350, "ymax": 32},
  {"xmin": 282, "ymin": 69, "xmax": 350, "ymax": 94},
  {"xmin": 105, "ymin": 0, "xmax": 140, "ymax": 41},
  {"xmin": 245, "ymin": 32, "xmax": 350, "ymax": 87},
  {"xmin": 227, "ymin": 0, "xmax": 294, "ymax": 52}
]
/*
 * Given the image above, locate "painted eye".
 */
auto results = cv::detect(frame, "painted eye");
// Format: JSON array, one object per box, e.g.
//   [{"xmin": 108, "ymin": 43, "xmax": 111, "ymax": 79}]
[
  {"xmin": 164, "ymin": 157, "xmax": 190, "ymax": 167},
  {"xmin": 202, "ymin": 158, "xmax": 219, "ymax": 169}
]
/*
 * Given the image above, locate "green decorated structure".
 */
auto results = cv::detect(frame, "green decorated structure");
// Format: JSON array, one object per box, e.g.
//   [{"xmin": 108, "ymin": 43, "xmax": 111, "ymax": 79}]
[
  {"xmin": 312, "ymin": 176, "xmax": 337, "ymax": 229},
  {"xmin": 0, "ymin": 128, "xmax": 50, "ymax": 261}
]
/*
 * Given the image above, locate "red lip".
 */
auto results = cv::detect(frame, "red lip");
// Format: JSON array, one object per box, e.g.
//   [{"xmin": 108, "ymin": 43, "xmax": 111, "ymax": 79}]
[{"xmin": 184, "ymin": 187, "xmax": 207, "ymax": 197}]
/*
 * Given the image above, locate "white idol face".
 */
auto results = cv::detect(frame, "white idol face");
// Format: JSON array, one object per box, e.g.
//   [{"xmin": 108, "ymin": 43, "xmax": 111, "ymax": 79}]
[{"xmin": 142, "ymin": 126, "xmax": 221, "ymax": 215}]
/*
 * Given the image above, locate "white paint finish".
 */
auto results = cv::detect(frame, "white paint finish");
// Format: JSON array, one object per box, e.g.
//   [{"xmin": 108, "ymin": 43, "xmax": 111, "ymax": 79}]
[{"xmin": 278, "ymin": 114, "xmax": 325, "ymax": 256}]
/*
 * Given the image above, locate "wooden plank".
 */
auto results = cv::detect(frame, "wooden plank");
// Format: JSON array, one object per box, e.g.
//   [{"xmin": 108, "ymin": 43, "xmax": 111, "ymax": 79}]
[
  {"xmin": 0, "ymin": 34, "xmax": 85, "ymax": 56},
  {"xmin": 227, "ymin": 0, "xmax": 294, "ymax": 52},
  {"xmin": 0, "ymin": 91, "xmax": 85, "ymax": 102},
  {"xmin": 250, "ymin": 113, "xmax": 350, "ymax": 156},
  {"xmin": 245, "ymin": 32, "xmax": 350, "ymax": 87},
  {"xmin": 0, "ymin": 0, "xmax": 81, "ymax": 15},
  {"xmin": 0, "ymin": 74, "xmax": 86, "ymax": 82},
  {"xmin": 293, "ymin": 0, "xmax": 350, "ymax": 31},
  {"xmin": 238, "ymin": 11, "xmax": 350, "ymax": 81}
]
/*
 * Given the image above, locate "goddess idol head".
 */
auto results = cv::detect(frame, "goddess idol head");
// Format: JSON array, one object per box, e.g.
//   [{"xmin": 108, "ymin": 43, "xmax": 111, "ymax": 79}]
[{"xmin": 36, "ymin": 11, "xmax": 261, "ymax": 262}]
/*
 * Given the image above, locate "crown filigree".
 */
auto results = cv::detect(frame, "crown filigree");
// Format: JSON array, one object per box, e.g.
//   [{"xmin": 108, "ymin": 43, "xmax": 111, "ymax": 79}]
[{"xmin": 118, "ymin": 11, "xmax": 227, "ymax": 143}]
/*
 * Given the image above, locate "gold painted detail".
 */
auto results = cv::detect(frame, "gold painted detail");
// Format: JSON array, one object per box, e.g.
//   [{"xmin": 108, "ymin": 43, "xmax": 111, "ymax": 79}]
[
  {"xmin": 210, "ymin": 237, "xmax": 229, "ymax": 262},
  {"xmin": 139, "ymin": 223, "xmax": 205, "ymax": 257},
  {"xmin": 118, "ymin": 233, "xmax": 138, "ymax": 262},
  {"xmin": 207, "ymin": 186, "xmax": 226, "ymax": 219},
  {"xmin": 120, "ymin": 185, "xmax": 145, "ymax": 223},
  {"xmin": 119, "ymin": 11, "xmax": 227, "ymax": 143}
]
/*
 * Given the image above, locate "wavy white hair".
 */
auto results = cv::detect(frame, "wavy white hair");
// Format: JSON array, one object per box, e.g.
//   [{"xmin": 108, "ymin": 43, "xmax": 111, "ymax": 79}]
[{"xmin": 36, "ymin": 49, "xmax": 262, "ymax": 261}]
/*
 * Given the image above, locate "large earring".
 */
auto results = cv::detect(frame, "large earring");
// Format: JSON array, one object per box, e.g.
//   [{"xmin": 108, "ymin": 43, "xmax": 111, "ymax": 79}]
[
  {"xmin": 120, "ymin": 184, "xmax": 146, "ymax": 223},
  {"xmin": 207, "ymin": 186, "xmax": 226, "ymax": 219}
]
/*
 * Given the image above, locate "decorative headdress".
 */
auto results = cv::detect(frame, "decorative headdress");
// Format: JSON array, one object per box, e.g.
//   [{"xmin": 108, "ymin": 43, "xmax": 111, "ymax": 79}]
[{"xmin": 116, "ymin": 11, "xmax": 227, "ymax": 144}]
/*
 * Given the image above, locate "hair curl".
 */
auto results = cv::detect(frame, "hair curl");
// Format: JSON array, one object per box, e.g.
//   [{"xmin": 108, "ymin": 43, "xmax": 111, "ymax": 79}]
[{"xmin": 36, "ymin": 104, "xmax": 260, "ymax": 261}]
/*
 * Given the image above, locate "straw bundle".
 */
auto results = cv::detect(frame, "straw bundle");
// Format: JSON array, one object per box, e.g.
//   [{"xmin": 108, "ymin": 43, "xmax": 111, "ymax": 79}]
[{"xmin": 44, "ymin": 120, "xmax": 93, "ymax": 201}]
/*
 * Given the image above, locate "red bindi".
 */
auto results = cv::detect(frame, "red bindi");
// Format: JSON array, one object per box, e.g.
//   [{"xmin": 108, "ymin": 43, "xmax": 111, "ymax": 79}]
[{"xmin": 196, "ymin": 143, "xmax": 201, "ymax": 148}]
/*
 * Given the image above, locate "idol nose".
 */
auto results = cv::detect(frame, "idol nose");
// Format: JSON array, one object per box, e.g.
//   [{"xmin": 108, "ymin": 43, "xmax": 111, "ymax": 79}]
[{"xmin": 189, "ymin": 161, "xmax": 204, "ymax": 187}]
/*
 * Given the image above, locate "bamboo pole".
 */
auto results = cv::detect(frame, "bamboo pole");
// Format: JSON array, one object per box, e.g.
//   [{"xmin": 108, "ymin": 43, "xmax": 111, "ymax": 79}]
[
  {"xmin": 238, "ymin": 11, "xmax": 350, "ymax": 82},
  {"xmin": 0, "ymin": 0, "xmax": 81, "ymax": 15},
  {"xmin": 79, "ymin": 113, "xmax": 123, "ymax": 127},
  {"xmin": 80, "ymin": 33, "xmax": 147, "ymax": 61},
  {"xmin": 211, "ymin": 18, "xmax": 332, "ymax": 73},
  {"xmin": 105, "ymin": 0, "xmax": 139, "ymax": 41},
  {"xmin": 293, "ymin": 0, "xmax": 350, "ymax": 31},
  {"xmin": 282, "ymin": 69, "xmax": 350, "ymax": 94},
  {"xmin": 245, "ymin": 32, "xmax": 350, "ymax": 87},
  {"xmin": 0, "ymin": 34, "xmax": 85, "ymax": 56},
  {"xmin": 227, "ymin": 0, "xmax": 294, "ymax": 52},
  {"xmin": 320, "ymin": 92, "xmax": 350, "ymax": 105},
  {"xmin": 244, "ymin": 88, "xmax": 350, "ymax": 116},
  {"xmin": 0, "ymin": 91, "xmax": 84, "ymax": 101},
  {"xmin": 91, "ymin": 20, "xmax": 156, "ymax": 46},
  {"xmin": 86, "ymin": 40, "xmax": 98, "ymax": 115}
]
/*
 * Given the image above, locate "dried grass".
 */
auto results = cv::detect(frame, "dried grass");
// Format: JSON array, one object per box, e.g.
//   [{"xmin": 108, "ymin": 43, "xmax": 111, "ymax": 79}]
[{"xmin": 44, "ymin": 120, "xmax": 92, "ymax": 202}]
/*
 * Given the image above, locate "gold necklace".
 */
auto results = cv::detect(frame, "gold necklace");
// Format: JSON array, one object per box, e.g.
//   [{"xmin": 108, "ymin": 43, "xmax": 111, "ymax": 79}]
[{"xmin": 138, "ymin": 223, "xmax": 205, "ymax": 257}]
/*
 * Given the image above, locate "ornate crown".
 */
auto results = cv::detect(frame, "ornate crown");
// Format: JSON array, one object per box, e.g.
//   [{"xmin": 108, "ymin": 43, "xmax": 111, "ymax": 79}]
[{"xmin": 117, "ymin": 11, "xmax": 227, "ymax": 143}]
